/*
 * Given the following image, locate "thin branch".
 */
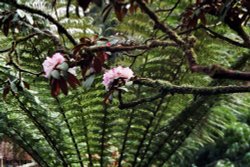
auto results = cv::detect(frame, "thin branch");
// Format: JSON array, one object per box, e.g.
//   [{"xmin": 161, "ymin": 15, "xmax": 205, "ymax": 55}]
[
  {"xmin": 0, "ymin": 26, "xmax": 67, "ymax": 76},
  {"xmin": 201, "ymin": 25, "xmax": 249, "ymax": 48},
  {"xmin": 2, "ymin": 0, "xmax": 77, "ymax": 45},
  {"xmin": 135, "ymin": 78, "xmax": 250, "ymax": 95},
  {"xmin": 165, "ymin": 0, "xmax": 181, "ymax": 20},
  {"xmin": 119, "ymin": 92, "xmax": 165, "ymax": 109},
  {"xmin": 135, "ymin": 0, "xmax": 188, "ymax": 48},
  {"xmin": 143, "ymin": 53, "xmax": 250, "ymax": 165},
  {"xmin": 135, "ymin": 0, "xmax": 250, "ymax": 81},
  {"xmin": 119, "ymin": 78, "xmax": 250, "ymax": 109},
  {"xmin": 16, "ymin": 22, "xmax": 67, "ymax": 51},
  {"xmin": 155, "ymin": 0, "xmax": 181, "ymax": 26},
  {"xmin": 7, "ymin": 60, "xmax": 43, "ymax": 76},
  {"xmin": 0, "ymin": 33, "xmax": 39, "ymax": 53},
  {"xmin": 82, "ymin": 40, "xmax": 177, "ymax": 53},
  {"xmin": 0, "ymin": 48, "xmax": 12, "ymax": 54},
  {"xmin": 178, "ymin": 26, "xmax": 203, "ymax": 35}
]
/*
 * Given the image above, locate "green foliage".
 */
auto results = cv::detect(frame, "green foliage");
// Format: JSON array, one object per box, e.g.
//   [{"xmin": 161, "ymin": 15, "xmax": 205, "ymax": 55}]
[{"xmin": 0, "ymin": 0, "xmax": 249, "ymax": 167}]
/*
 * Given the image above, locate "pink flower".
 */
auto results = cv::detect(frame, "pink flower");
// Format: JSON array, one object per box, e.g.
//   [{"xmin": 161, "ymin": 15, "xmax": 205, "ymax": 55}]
[
  {"xmin": 42, "ymin": 53, "xmax": 65, "ymax": 78},
  {"xmin": 102, "ymin": 66, "xmax": 134, "ymax": 90},
  {"xmin": 106, "ymin": 42, "xmax": 111, "ymax": 47}
]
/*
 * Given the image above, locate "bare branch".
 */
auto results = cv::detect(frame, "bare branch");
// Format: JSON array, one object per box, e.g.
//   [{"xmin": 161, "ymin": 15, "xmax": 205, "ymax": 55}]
[
  {"xmin": 82, "ymin": 40, "xmax": 177, "ymax": 53},
  {"xmin": 135, "ymin": 78, "xmax": 250, "ymax": 94},
  {"xmin": 119, "ymin": 77, "xmax": 250, "ymax": 109},
  {"xmin": 135, "ymin": 0, "xmax": 250, "ymax": 81},
  {"xmin": 1, "ymin": 0, "xmax": 77, "ymax": 45},
  {"xmin": 7, "ymin": 60, "xmax": 43, "ymax": 76},
  {"xmin": 119, "ymin": 93, "xmax": 164, "ymax": 109},
  {"xmin": 0, "ymin": 33, "xmax": 38, "ymax": 53},
  {"xmin": 201, "ymin": 25, "xmax": 250, "ymax": 48}
]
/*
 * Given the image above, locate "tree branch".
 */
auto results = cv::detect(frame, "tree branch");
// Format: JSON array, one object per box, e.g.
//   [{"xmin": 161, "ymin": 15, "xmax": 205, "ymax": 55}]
[
  {"xmin": 135, "ymin": 78, "xmax": 250, "ymax": 95},
  {"xmin": 81, "ymin": 40, "xmax": 176, "ymax": 52},
  {"xmin": 7, "ymin": 60, "xmax": 43, "ymax": 76},
  {"xmin": 119, "ymin": 92, "xmax": 164, "ymax": 109},
  {"xmin": 119, "ymin": 77, "xmax": 250, "ymax": 109},
  {"xmin": 1, "ymin": 0, "xmax": 77, "ymax": 45},
  {"xmin": 135, "ymin": 0, "xmax": 250, "ymax": 81},
  {"xmin": 0, "ymin": 33, "xmax": 38, "ymax": 53},
  {"xmin": 201, "ymin": 25, "xmax": 250, "ymax": 48}
]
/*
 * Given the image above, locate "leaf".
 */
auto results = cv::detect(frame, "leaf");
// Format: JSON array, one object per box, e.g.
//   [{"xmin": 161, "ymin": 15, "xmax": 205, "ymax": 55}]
[
  {"xmin": 93, "ymin": 51, "xmax": 108, "ymax": 73},
  {"xmin": 51, "ymin": 70, "xmax": 60, "ymax": 79},
  {"xmin": 16, "ymin": 81, "xmax": 24, "ymax": 91},
  {"xmin": 104, "ymin": 90, "xmax": 114, "ymax": 104},
  {"xmin": 82, "ymin": 74, "xmax": 95, "ymax": 89},
  {"xmin": 93, "ymin": 57, "xmax": 102, "ymax": 73},
  {"xmin": 51, "ymin": 0, "xmax": 57, "ymax": 7},
  {"xmin": 23, "ymin": 81, "xmax": 30, "ymax": 89},
  {"xmin": 57, "ymin": 62, "xmax": 69, "ymax": 71},
  {"xmin": 16, "ymin": 9, "xmax": 26, "ymax": 18},
  {"xmin": 67, "ymin": 73, "xmax": 80, "ymax": 89},
  {"xmin": 2, "ymin": 18, "xmax": 10, "ymax": 36},
  {"xmin": 59, "ymin": 78, "xmax": 68, "ymax": 95},
  {"xmin": 125, "ymin": 81, "xmax": 133, "ymax": 86},
  {"xmin": 60, "ymin": 70, "xmax": 68, "ymax": 78},
  {"xmin": 25, "ymin": 13, "xmax": 34, "ymax": 25},
  {"xmin": 79, "ymin": 37, "xmax": 92, "ymax": 45},
  {"xmin": 51, "ymin": 79, "xmax": 60, "ymax": 97},
  {"xmin": 81, "ymin": 65, "xmax": 89, "ymax": 78},
  {"xmin": 200, "ymin": 13, "xmax": 207, "ymax": 25},
  {"xmin": 118, "ymin": 86, "xmax": 128, "ymax": 92},
  {"xmin": 10, "ymin": 81, "xmax": 18, "ymax": 93},
  {"xmin": 3, "ymin": 85, "xmax": 10, "ymax": 100},
  {"xmin": 92, "ymin": 0, "xmax": 102, "ymax": 7},
  {"xmin": 114, "ymin": 4, "xmax": 127, "ymax": 21},
  {"xmin": 78, "ymin": 0, "xmax": 92, "ymax": 11},
  {"xmin": 73, "ymin": 43, "xmax": 85, "ymax": 56}
]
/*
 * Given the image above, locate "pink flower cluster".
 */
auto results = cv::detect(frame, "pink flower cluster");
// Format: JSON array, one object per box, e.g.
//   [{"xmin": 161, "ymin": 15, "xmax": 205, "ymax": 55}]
[
  {"xmin": 102, "ymin": 66, "xmax": 134, "ymax": 90},
  {"xmin": 42, "ymin": 53, "xmax": 65, "ymax": 78}
]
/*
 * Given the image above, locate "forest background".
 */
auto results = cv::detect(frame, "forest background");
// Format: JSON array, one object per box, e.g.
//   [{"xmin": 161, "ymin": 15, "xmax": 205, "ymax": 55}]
[{"xmin": 0, "ymin": 0, "xmax": 250, "ymax": 166}]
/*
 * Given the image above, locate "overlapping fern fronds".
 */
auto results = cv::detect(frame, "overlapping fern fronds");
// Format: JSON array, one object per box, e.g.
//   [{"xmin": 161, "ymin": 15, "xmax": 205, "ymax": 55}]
[{"xmin": 0, "ymin": 0, "xmax": 249, "ymax": 167}]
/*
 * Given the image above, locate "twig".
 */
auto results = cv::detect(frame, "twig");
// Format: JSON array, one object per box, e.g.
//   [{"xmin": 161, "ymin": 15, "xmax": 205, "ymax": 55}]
[
  {"xmin": 7, "ymin": 60, "xmax": 43, "ymax": 76},
  {"xmin": 119, "ymin": 92, "xmax": 164, "ymax": 109},
  {"xmin": 2, "ymin": 0, "xmax": 77, "ymax": 45},
  {"xmin": 82, "ymin": 40, "xmax": 176, "ymax": 52},
  {"xmin": 201, "ymin": 25, "xmax": 249, "ymax": 48},
  {"xmin": 0, "ymin": 33, "xmax": 39, "ymax": 53},
  {"xmin": 119, "ymin": 77, "xmax": 250, "ymax": 109},
  {"xmin": 135, "ymin": 0, "xmax": 250, "ymax": 81},
  {"xmin": 135, "ymin": 78, "xmax": 250, "ymax": 95}
]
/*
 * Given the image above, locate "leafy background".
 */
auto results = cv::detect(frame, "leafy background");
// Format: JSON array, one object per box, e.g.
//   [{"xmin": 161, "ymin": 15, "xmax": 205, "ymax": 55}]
[{"xmin": 0, "ymin": 0, "xmax": 250, "ymax": 166}]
